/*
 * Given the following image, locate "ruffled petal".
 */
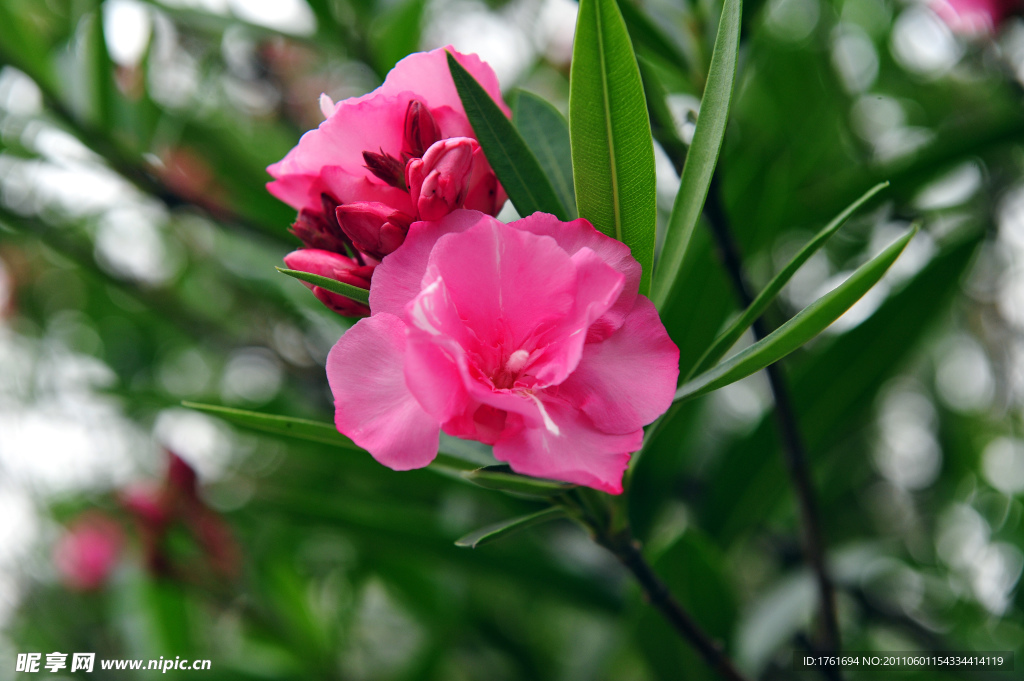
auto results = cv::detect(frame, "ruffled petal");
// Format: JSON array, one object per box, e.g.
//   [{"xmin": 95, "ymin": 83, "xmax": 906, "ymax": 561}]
[
  {"xmin": 378, "ymin": 47, "xmax": 510, "ymax": 118},
  {"xmin": 493, "ymin": 398, "xmax": 641, "ymax": 494},
  {"xmin": 558, "ymin": 296, "xmax": 679, "ymax": 434},
  {"xmin": 514, "ymin": 212, "xmax": 641, "ymax": 339},
  {"xmin": 327, "ymin": 314, "xmax": 440, "ymax": 470}
]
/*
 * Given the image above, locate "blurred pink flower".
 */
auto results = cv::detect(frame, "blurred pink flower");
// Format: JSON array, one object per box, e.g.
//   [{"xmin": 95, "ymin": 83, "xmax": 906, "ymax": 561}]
[
  {"xmin": 327, "ymin": 211, "xmax": 679, "ymax": 493},
  {"xmin": 267, "ymin": 47, "xmax": 509, "ymax": 316},
  {"xmin": 120, "ymin": 451, "xmax": 240, "ymax": 581},
  {"xmin": 53, "ymin": 513, "xmax": 124, "ymax": 591},
  {"xmin": 932, "ymin": 0, "xmax": 1023, "ymax": 33}
]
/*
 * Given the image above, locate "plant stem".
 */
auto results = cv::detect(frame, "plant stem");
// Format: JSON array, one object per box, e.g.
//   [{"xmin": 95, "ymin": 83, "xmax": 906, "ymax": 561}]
[
  {"xmin": 703, "ymin": 173, "xmax": 842, "ymax": 657},
  {"xmin": 593, "ymin": 526, "xmax": 752, "ymax": 681}
]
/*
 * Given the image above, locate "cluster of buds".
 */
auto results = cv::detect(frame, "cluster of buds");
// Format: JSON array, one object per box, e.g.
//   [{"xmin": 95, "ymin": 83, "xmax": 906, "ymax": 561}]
[
  {"xmin": 120, "ymin": 451, "xmax": 240, "ymax": 581},
  {"xmin": 51, "ymin": 452, "xmax": 239, "ymax": 591},
  {"xmin": 286, "ymin": 100, "xmax": 502, "ymax": 317},
  {"xmin": 267, "ymin": 47, "xmax": 509, "ymax": 318}
]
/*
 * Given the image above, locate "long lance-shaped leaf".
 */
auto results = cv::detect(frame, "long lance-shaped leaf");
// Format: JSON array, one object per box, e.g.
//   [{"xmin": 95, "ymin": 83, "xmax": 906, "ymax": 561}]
[
  {"xmin": 651, "ymin": 0, "xmax": 742, "ymax": 309},
  {"xmin": 570, "ymin": 0, "xmax": 657, "ymax": 295},
  {"xmin": 512, "ymin": 90, "xmax": 577, "ymax": 218},
  {"xmin": 455, "ymin": 507, "xmax": 567, "ymax": 548},
  {"xmin": 182, "ymin": 402, "xmax": 479, "ymax": 471},
  {"xmin": 463, "ymin": 465, "xmax": 577, "ymax": 497},
  {"xmin": 276, "ymin": 267, "xmax": 370, "ymax": 306},
  {"xmin": 686, "ymin": 181, "xmax": 890, "ymax": 380},
  {"xmin": 674, "ymin": 225, "xmax": 917, "ymax": 403},
  {"xmin": 446, "ymin": 53, "xmax": 569, "ymax": 220}
]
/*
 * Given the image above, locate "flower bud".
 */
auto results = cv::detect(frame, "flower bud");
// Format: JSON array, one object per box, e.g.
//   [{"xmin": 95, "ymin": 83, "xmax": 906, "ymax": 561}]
[
  {"xmin": 403, "ymin": 100, "xmax": 441, "ymax": 158},
  {"xmin": 406, "ymin": 137, "xmax": 478, "ymax": 221},
  {"xmin": 336, "ymin": 202, "xmax": 413, "ymax": 259},
  {"xmin": 283, "ymin": 249, "xmax": 373, "ymax": 317},
  {"xmin": 289, "ymin": 194, "xmax": 352, "ymax": 253},
  {"xmin": 363, "ymin": 150, "xmax": 408, "ymax": 190}
]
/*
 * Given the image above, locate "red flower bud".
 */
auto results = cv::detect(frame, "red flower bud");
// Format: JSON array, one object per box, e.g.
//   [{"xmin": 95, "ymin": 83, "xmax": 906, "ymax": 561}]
[
  {"xmin": 336, "ymin": 202, "xmax": 413, "ymax": 259},
  {"xmin": 406, "ymin": 138, "xmax": 477, "ymax": 221},
  {"xmin": 403, "ymin": 99, "xmax": 441, "ymax": 159},
  {"xmin": 362, "ymin": 150, "xmax": 407, "ymax": 190},
  {"xmin": 283, "ymin": 249, "xmax": 373, "ymax": 317}
]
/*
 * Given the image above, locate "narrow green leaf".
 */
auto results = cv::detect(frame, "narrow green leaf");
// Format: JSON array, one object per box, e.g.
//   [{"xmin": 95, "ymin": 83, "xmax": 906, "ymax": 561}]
[
  {"xmin": 675, "ymin": 225, "xmax": 917, "ymax": 402},
  {"xmin": 182, "ymin": 401, "xmax": 360, "ymax": 448},
  {"xmin": 570, "ymin": 0, "xmax": 657, "ymax": 294},
  {"xmin": 276, "ymin": 267, "xmax": 370, "ymax": 305},
  {"xmin": 651, "ymin": 0, "xmax": 742, "ymax": 309},
  {"xmin": 183, "ymin": 402, "xmax": 482, "ymax": 471},
  {"xmin": 455, "ymin": 507, "xmax": 566, "ymax": 548},
  {"xmin": 463, "ymin": 465, "xmax": 576, "ymax": 497},
  {"xmin": 687, "ymin": 181, "xmax": 890, "ymax": 379},
  {"xmin": 512, "ymin": 90, "xmax": 576, "ymax": 218},
  {"xmin": 446, "ymin": 52, "xmax": 568, "ymax": 220},
  {"xmin": 615, "ymin": 0, "xmax": 689, "ymax": 71}
]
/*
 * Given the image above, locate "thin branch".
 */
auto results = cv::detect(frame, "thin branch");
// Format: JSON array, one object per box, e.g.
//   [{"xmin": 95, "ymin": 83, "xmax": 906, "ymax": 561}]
[
  {"xmin": 563, "ymin": 492, "xmax": 751, "ymax": 681},
  {"xmin": 703, "ymin": 173, "xmax": 842, "ymax": 657},
  {"xmin": 595, "ymin": 527, "xmax": 752, "ymax": 681},
  {"xmin": 0, "ymin": 46, "xmax": 291, "ymax": 246}
]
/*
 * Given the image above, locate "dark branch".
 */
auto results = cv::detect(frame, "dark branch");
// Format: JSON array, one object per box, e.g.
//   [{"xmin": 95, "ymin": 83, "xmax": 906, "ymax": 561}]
[{"xmin": 702, "ymin": 173, "xmax": 842, "ymax": 658}]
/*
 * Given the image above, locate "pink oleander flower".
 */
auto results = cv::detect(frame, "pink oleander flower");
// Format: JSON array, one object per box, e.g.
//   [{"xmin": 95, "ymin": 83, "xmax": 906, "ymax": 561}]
[
  {"xmin": 53, "ymin": 512, "xmax": 124, "ymax": 591},
  {"xmin": 326, "ymin": 211, "xmax": 679, "ymax": 494},
  {"xmin": 932, "ymin": 0, "xmax": 1023, "ymax": 33},
  {"xmin": 268, "ymin": 47, "xmax": 509, "ymax": 315}
]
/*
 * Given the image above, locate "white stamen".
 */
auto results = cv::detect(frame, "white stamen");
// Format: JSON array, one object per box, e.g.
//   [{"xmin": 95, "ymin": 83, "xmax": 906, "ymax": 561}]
[
  {"xmin": 505, "ymin": 349, "xmax": 530, "ymax": 374},
  {"xmin": 528, "ymin": 393, "xmax": 560, "ymax": 436}
]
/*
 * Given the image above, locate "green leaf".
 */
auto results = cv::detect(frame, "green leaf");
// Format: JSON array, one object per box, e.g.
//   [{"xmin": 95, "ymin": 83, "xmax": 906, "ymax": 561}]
[
  {"xmin": 615, "ymin": 0, "xmax": 689, "ymax": 72},
  {"xmin": 455, "ymin": 507, "xmax": 566, "ymax": 548},
  {"xmin": 182, "ymin": 402, "xmax": 481, "ymax": 472},
  {"xmin": 651, "ymin": 0, "xmax": 742, "ymax": 309},
  {"xmin": 446, "ymin": 52, "xmax": 569, "ymax": 220},
  {"xmin": 276, "ymin": 267, "xmax": 370, "ymax": 306},
  {"xmin": 570, "ymin": 0, "xmax": 657, "ymax": 294},
  {"xmin": 182, "ymin": 401, "xmax": 362, "ymax": 448},
  {"xmin": 687, "ymin": 181, "xmax": 890, "ymax": 379},
  {"xmin": 675, "ymin": 225, "xmax": 917, "ymax": 402},
  {"xmin": 512, "ymin": 90, "xmax": 577, "ymax": 219},
  {"xmin": 700, "ymin": 232, "xmax": 982, "ymax": 542},
  {"xmin": 463, "ymin": 465, "xmax": 576, "ymax": 497}
]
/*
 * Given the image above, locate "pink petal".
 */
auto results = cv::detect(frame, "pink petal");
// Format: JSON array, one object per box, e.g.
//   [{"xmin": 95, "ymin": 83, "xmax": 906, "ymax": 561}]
[
  {"xmin": 327, "ymin": 314, "xmax": 441, "ymax": 469},
  {"xmin": 425, "ymin": 217, "xmax": 577, "ymax": 352},
  {"xmin": 369, "ymin": 209, "xmax": 484, "ymax": 315},
  {"xmin": 493, "ymin": 399, "xmax": 642, "ymax": 494},
  {"xmin": 524, "ymin": 247, "xmax": 624, "ymax": 387},
  {"xmin": 266, "ymin": 96, "xmax": 408, "ymax": 211},
  {"xmin": 377, "ymin": 47, "xmax": 510, "ymax": 118},
  {"xmin": 514, "ymin": 212, "xmax": 641, "ymax": 339},
  {"xmin": 558, "ymin": 295, "xmax": 680, "ymax": 434}
]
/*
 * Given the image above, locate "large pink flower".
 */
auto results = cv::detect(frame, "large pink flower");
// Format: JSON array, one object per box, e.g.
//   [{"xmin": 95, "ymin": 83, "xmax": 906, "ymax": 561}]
[
  {"xmin": 268, "ymin": 47, "xmax": 509, "ymax": 315},
  {"xmin": 326, "ymin": 211, "xmax": 679, "ymax": 493}
]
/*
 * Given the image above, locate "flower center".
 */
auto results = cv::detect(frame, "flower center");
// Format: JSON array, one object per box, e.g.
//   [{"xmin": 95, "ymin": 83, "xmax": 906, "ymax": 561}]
[{"xmin": 492, "ymin": 349, "xmax": 531, "ymax": 390}]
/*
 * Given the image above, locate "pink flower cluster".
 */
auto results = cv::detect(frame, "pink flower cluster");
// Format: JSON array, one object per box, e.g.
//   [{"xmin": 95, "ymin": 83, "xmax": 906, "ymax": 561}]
[
  {"xmin": 268, "ymin": 47, "xmax": 508, "ymax": 316},
  {"xmin": 268, "ymin": 48, "xmax": 680, "ymax": 493}
]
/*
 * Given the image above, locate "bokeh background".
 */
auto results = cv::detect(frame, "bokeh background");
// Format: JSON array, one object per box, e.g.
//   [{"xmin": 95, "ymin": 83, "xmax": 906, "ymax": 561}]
[{"xmin": 0, "ymin": 0, "xmax": 1023, "ymax": 678}]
